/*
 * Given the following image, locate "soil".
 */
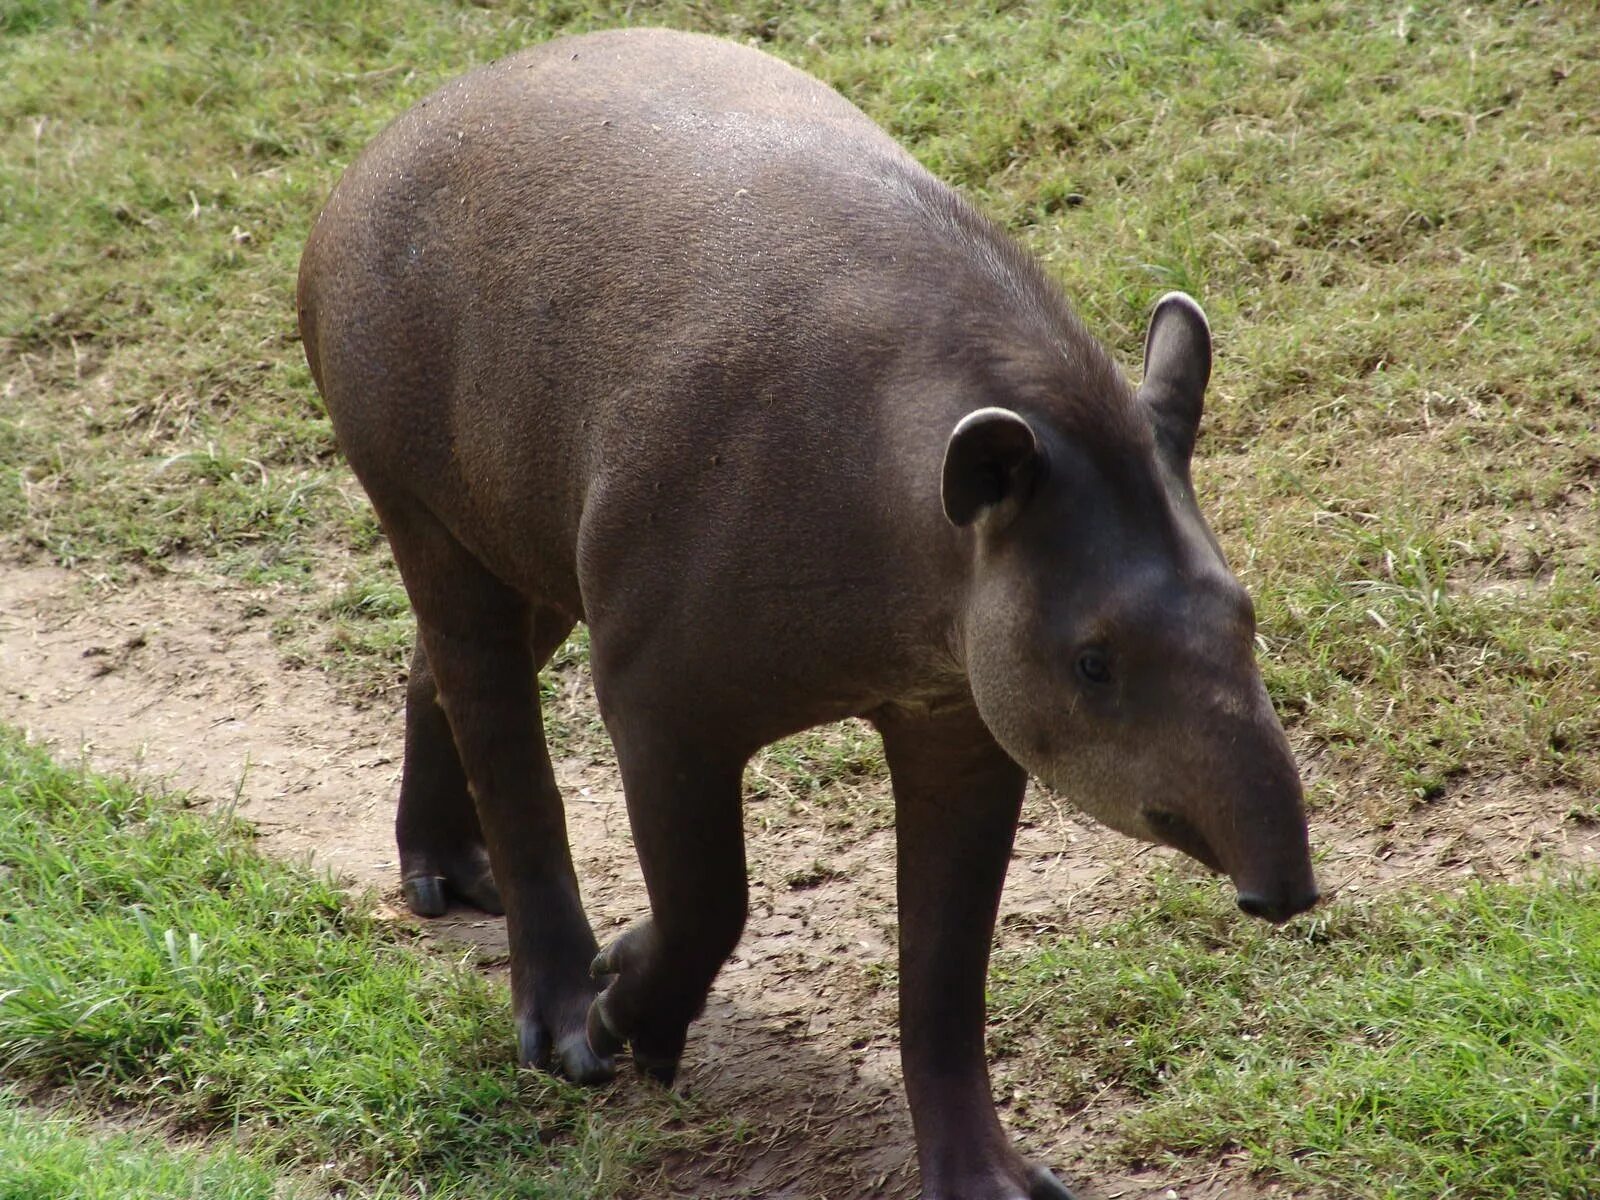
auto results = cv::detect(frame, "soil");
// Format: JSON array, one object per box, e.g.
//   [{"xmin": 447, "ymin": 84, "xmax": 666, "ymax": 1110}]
[{"xmin": 2, "ymin": 554, "xmax": 1595, "ymax": 1200}]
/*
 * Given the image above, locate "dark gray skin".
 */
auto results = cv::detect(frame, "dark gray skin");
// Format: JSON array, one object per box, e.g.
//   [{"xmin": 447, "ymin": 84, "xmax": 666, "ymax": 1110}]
[{"xmin": 297, "ymin": 28, "xmax": 1318, "ymax": 1200}]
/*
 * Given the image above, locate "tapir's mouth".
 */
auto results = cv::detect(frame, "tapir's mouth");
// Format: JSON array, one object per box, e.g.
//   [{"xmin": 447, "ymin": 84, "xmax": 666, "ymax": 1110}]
[
  {"xmin": 1142, "ymin": 807, "xmax": 1225, "ymax": 874},
  {"xmin": 1237, "ymin": 889, "xmax": 1320, "ymax": 924},
  {"xmin": 1143, "ymin": 808, "xmax": 1322, "ymax": 925}
]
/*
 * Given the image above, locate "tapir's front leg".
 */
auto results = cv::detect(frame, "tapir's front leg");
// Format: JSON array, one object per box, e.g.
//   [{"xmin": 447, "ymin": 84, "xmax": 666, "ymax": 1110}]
[
  {"xmin": 878, "ymin": 706, "xmax": 1077, "ymax": 1200},
  {"xmin": 583, "ymin": 702, "xmax": 750, "ymax": 1085}
]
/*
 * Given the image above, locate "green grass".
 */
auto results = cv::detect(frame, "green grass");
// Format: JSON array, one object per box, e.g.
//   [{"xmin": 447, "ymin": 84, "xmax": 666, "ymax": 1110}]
[
  {"xmin": 991, "ymin": 870, "xmax": 1600, "ymax": 1199},
  {"xmin": 0, "ymin": 1090, "xmax": 304, "ymax": 1200},
  {"xmin": 0, "ymin": 728, "xmax": 717, "ymax": 1198},
  {"xmin": 7, "ymin": 723, "xmax": 1599, "ymax": 1199}
]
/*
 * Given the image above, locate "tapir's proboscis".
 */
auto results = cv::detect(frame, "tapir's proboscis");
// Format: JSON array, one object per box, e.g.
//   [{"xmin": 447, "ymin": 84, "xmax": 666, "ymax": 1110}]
[{"xmin": 298, "ymin": 28, "xmax": 1317, "ymax": 1200}]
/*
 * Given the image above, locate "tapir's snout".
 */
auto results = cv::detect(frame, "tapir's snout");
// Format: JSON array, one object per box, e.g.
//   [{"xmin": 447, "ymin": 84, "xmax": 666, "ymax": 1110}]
[
  {"xmin": 1221, "ymin": 785, "xmax": 1320, "ymax": 925},
  {"xmin": 1217, "ymin": 793, "xmax": 1319, "ymax": 925},
  {"xmin": 1236, "ymin": 885, "xmax": 1320, "ymax": 924},
  {"xmin": 1145, "ymin": 802, "xmax": 1319, "ymax": 924}
]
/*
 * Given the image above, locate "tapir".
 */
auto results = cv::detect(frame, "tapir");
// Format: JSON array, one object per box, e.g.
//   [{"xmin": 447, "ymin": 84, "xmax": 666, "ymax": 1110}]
[{"xmin": 297, "ymin": 27, "xmax": 1317, "ymax": 1200}]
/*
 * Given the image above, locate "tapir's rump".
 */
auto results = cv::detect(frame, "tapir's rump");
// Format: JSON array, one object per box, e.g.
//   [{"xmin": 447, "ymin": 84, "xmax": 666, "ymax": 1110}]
[{"xmin": 299, "ymin": 28, "xmax": 1313, "ymax": 1200}]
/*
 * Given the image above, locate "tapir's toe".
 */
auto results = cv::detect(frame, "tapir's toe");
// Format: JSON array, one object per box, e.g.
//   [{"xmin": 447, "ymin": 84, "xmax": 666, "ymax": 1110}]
[
  {"xmin": 589, "ymin": 944, "xmax": 620, "ymax": 980},
  {"xmin": 399, "ymin": 862, "xmax": 504, "ymax": 918},
  {"xmin": 518, "ymin": 1017, "xmax": 552, "ymax": 1070},
  {"xmin": 520, "ymin": 1013, "xmax": 616, "ymax": 1086},
  {"xmin": 1026, "ymin": 1165, "xmax": 1078, "ymax": 1200},
  {"xmin": 401, "ymin": 874, "xmax": 449, "ymax": 918},
  {"xmin": 556, "ymin": 1030, "xmax": 616, "ymax": 1086}
]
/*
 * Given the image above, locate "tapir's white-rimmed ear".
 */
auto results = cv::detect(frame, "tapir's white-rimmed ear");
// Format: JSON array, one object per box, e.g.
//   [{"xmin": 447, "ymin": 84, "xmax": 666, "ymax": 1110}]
[
  {"xmin": 1137, "ymin": 292, "xmax": 1212, "ymax": 464},
  {"xmin": 941, "ymin": 406, "xmax": 1040, "ymax": 528}
]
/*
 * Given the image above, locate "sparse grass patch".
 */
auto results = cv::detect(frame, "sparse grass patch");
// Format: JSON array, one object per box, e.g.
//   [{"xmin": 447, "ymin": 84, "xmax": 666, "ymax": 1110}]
[
  {"xmin": 746, "ymin": 719, "xmax": 890, "ymax": 835},
  {"xmin": 0, "ymin": 728, "xmax": 717, "ymax": 1197},
  {"xmin": 992, "ymin": 870, "xmax": 1600, "ymax": 1199},
  {"xmin": 537, "ymin": 625, "xmax": 610, "ymax": 759},
  {"xmin": 319, "ymin": 569, "xmax": 414, "ymax": 695}
]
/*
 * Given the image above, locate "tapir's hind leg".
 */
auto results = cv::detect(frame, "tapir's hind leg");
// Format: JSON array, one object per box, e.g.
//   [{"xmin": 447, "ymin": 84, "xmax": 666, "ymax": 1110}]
[
  {"xmin": 381, "ymin": 499, "xmax": 611, "ymax": 1085},
  {"xmin": 396, "ymin": 611, "xmax": 575, "ymax": 918},
  {"xmin": 396, "ymin": 641, "xmax": 499, "ymax": 917},
  {"xmin": 585, "ymin": 714, "xmax": 748, "ymax": 1084}
]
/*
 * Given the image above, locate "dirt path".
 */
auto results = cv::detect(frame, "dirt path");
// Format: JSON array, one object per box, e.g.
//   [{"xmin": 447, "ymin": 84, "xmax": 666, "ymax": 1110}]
[{"xmin": 3, "ymin": 557, "xmax": 1594, "ymax": 1199}]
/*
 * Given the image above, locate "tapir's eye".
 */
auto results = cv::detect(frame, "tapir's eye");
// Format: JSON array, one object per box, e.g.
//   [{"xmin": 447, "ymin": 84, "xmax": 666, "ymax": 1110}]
[{"xmin": 1076, "ymin": 648, "xmax": 1112, "ymax": 686}]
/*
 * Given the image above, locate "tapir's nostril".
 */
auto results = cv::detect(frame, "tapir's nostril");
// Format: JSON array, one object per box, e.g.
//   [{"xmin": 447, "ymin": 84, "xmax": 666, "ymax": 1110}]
[{"xmin": 1237, "ymin": 888, "xmax": 1320, "ymax": 925}]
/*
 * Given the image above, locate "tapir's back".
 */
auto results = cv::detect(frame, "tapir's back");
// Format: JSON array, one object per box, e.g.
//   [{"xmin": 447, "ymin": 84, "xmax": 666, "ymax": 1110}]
[{"xmin": 298, "ymin": 27, "xmax": 1091, "ymax": 631}]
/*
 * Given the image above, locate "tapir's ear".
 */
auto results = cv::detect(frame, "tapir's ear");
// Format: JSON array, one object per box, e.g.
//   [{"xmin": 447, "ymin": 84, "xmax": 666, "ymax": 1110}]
[
  {"xmin": 1137, "ymin": 292, "xmax": 1212, "ymax": 464},
  {"xmin": 941, "ymin": 406, "xmax": 1040, "ymax": 528}
]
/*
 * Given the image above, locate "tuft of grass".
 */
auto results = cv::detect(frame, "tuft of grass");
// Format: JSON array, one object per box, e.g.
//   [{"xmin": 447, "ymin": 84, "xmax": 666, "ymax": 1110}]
[
  {"xmin": 0, "ymin": 1090, "xmax": 305, "ymax": 1200},
  {"xmin": 992, "ymin": 870, "xmax": 1600, "ymax": 1199},
  {"xmin": 318, "ymin": 572, "xmax": 414, "ymax": 695},
  {"xmin": 0, "ymin": 727, "xmax": 714, "ymax": 1198}
]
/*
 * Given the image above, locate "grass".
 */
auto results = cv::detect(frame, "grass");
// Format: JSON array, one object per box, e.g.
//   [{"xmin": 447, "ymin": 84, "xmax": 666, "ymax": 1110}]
[
  {"xmin": 0, "ymin": 727, "xmax": 720, "ymax": 1198},
  {"xmin": 990, "ymin": 870, "xmax": 1600, "ymax": 1199},
  {"xmin": 0, "ymin": 1090, "xmax": 303, "ymax": 1200},
  {"xmin": 6, "ymin": 717, "xmax": 1600, "ymax": 1199}
]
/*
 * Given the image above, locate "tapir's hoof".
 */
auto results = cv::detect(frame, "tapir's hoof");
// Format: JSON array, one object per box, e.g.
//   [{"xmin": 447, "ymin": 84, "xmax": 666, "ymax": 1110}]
[
  {"xmin": 402, "ymin": 874, "xmax": 448, "ymax": 918},
  {"xmin": 519, "ymin": 1017, "xmax": 615, "ymax": 1085},
  {"xmin": 1026, "ymin": 1165, "xmax": 1078, "ymax": 1200},
  {"xmin": 400, "ymin": 867, "xmax": 504, "ymax": 918}
]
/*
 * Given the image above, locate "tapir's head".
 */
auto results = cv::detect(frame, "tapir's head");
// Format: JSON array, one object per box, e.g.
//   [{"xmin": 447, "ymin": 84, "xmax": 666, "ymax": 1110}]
[{"xmin": 944, "ymin": 293, "xmax": 1317, "ymax": 923}]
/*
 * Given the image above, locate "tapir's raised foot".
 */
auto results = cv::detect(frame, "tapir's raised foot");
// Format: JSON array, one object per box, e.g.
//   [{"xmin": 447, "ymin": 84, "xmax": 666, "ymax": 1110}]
[{"xmin": 583, "ymin": 918, "xmax": 696, "ymax": 1085}]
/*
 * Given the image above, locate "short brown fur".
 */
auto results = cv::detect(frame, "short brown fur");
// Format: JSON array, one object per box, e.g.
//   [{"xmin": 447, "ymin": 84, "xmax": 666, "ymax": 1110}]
[{"xmin": 299, "ymin": 29, "xmax": 1315, "ymax": 1200}]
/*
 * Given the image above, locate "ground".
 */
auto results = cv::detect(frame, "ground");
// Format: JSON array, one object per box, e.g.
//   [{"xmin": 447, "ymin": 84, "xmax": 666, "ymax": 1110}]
[{"xmin": 4, "ymin": 551, "xmax": 1596, "ymax": 1199}]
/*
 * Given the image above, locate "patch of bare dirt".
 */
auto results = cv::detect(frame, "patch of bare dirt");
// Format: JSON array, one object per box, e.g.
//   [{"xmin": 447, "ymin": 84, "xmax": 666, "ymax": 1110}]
[{"xmin": 2, "ymin": 555, "xmax": 1593, "ymax": 1199}]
